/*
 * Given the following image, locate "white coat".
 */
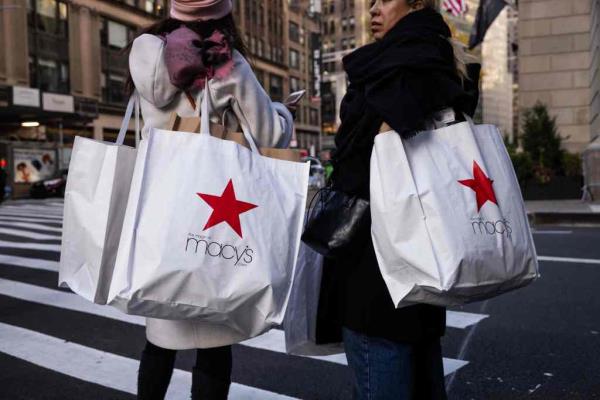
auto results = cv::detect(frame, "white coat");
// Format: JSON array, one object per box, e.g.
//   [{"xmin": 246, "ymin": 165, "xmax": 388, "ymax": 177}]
[{"xmin": 129, "ymin": 33, "xmax": 294, "ymax": 349}]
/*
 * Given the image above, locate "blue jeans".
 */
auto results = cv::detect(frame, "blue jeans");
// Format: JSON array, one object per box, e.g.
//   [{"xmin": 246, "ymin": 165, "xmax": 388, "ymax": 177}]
[{"xmin": 343, "ymin": 328, "xmax": 447, "ymax": 400}]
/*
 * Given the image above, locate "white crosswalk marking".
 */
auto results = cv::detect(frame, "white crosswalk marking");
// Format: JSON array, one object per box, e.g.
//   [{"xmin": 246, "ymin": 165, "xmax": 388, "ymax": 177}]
[
  {"xmin": 0, "ymin": 215, "xmax": 63, "ymax": 225},
  {"xmin": 0, "ymin": 227, "xmax": 60, "ymax": 241},
  {"xmin": 0, "ymin": 211, "xmax": 62, "ymax": 220},
  {"xmin": 0, "ymin": 240, "xmax": 61, "ymax": 252},
  {"xmin": 0, "ymin": 221, "xmax": 62, "ymax": 232},
  {"xmin": 0, "ymin": 252, "xmax": 489, "ymax": 331},
  {"xmin": 0, "ymin": 255, "xmax": 58, "ymax": 271},
  {"xmin": 0, "ymin": 322, "xmax": 297, "ymax": 400},
  {"xmin": 0, "ymin": 277, "xmax": 471, "ymax": 376},
  {"xmin": 0, "ymin": 199, "xmax": 485, "ymax": 397}
]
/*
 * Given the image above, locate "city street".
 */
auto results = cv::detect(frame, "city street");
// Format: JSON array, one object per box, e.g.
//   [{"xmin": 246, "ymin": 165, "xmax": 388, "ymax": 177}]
[{"xmin": 0, "ymin": 199, "xmax": 598, "ymax": 399}]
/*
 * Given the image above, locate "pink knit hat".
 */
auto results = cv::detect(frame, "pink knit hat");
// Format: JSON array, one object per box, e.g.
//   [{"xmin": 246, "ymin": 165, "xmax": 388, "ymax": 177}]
[{"xmin": 170, "ymin": 0, "xmax": 233, "ymax": 21}]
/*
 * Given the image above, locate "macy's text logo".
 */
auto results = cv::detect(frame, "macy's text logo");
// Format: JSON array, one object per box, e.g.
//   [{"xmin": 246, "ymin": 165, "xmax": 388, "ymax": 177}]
[{"xmin": 185, "ymin": 234, "xmax": 254, "ymax": 266}]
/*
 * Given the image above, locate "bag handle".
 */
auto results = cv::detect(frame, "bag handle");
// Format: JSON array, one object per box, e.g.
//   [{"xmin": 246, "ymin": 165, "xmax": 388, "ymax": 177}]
[
  {"xmin": 116, "ymin": 91, "xmax": 141, "ymax": 146},
  {"xmin": 199, "ymin": 79, "xmax": 260, "ymax": 154}
]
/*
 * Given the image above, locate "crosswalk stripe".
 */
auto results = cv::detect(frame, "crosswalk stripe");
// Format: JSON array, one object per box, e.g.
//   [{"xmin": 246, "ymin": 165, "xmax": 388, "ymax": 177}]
[
  {"xmin": 0, "ymin": 240, "xmax": 61, "ymax": 252},
  {"xmin": 0, "ymin": 221, "xmax": 62, "ymax": 233},
  {"xmin": 0, "ymin": 251, "xmax": 489, "ymax": 332},
  {"xmin": 0, "ymin": 254, "xmax": 58, "ymax": 271},
  {"xmin": 0, "ymin": 227, "xmax": 60, "ymax": 241},
  {"xmin": 0, "ymin": 215, "xmax": 63, "ymax": 225},
  {"xmin": 538, "ymin": 256, "xmax": 600, "ymax": 265},
  {"xmin": 0, "ymin": 211, "xmax": 62, "ymax": 220},
  {"xmin": 0, "ymin": 278, "xmax": 469, "ymax": 376},
  {"xmin": 0, "ymin": 322, "xmax": 297, "ymax": 400},
  {"xmin": 446, "ymin": 310, "xmax": 489, "ymax": 329},
  {"xmin": 0, "ymin": 205, "xmax": 63, "ymax": 214}
]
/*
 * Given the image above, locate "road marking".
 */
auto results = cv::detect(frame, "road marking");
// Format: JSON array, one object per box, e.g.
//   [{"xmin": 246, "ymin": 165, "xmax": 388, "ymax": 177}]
[
  {"xmin": 532, "ymin": 230, "xmax": 573, "ymax": 235},
  {"xmin": 0, "ymin": 216, "xmax": 63, "ymax": 225},
  {"xmin": 0, "ymin": 255, "xmax": 58, "ymax": 271},
  {"xmin": 0, "ymin": 221, "xmax": 62, "ymax": 233},
  {"xmin": 538, "ymin": 256, "xmax": 600, "ymax": 265},
  {"xmin": 0, "ymin": 278, "xmax": 144, "ymax": 325},
  {"xmin": 0, "ymin": 240, "xmax": 61, "ymax": 252},
  {"xmin": 0, "ymin": 205, "xmax": 63, "ymax": 215},
  {"xmin": 0, "ymin": 248, "xmax": 489, "ymax": 332},
  {"xmin": 0, "ymin": 227, "xmax": 60, "ymax": 241},
  {"xmin": 0, "ymin": 211, "xmax": 62, "ymax": 220},
  {"xmin": 0, "ymin": 322, "xmax": 297, "ymax": 400},
  {"xmin": 446, "ymin": 311, "xmax": 489, "ymax": 329},
  {"xmin": 0, "ymin": 278, "xmax": 469, "ymax": 376}
]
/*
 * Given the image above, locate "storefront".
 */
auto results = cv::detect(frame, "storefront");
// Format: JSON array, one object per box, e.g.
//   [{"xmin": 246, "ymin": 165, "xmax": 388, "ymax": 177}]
[{"xmin": 0, "ymin": 85, "xmax": 97, "ymax": 198}]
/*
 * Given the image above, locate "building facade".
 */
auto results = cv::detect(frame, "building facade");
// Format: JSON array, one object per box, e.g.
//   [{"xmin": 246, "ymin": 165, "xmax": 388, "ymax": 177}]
[
  {"xmin": 0, "ymin": 0, "xmax": 163, "ymax": 196},
  {"xmin": 519, "ymin": 0, "xmax": 596, "ymax": 153},
  {"xmin": 481, "ymin": 6, "xmax": 518, "ymax": 138},
  {"xmin": 319, "ymin": 0, "xmax": 371, "ymax": 152},
  {"xmin": 0, "ymin": 0, "xmax": 323, "ymax": 197}
]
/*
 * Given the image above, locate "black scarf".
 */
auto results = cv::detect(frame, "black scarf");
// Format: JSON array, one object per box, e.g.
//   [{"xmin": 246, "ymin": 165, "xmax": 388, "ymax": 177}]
[{"xmin": 332, "ymin": 8, "xmax": 479, "ymax": 198}]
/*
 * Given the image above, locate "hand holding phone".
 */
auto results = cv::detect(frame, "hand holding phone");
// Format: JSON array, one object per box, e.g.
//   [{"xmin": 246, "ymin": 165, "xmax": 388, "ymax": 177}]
[{"xmin": 284, "ymin": 90, "xmax": 306, "ymax": 106}]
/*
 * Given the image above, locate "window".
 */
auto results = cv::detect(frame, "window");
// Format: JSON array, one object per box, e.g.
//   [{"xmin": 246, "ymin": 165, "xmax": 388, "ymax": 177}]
[
  {"xmin": 290, "ymin": 77, "xmax": 300, "ymax": 92},
  {"xmin": 289, "ymin": 49, "xmax": 300, "ymax": 69},
  {"xmin": 144, "ymin": 0, "xmax": 165, "ymax": 15},
  {"xmin": 341, "ymin": 38, "xmax": 348, "ymax": 50},
  {"xmin": 32, "ymin": 0, "xmax": 68, "ymax": 36},
  {"xmin": 289, "ymin": 22, "xmax": 300, "ymax": 43},
  {"xmin": 32, "ymin": 57, "xmax": 69, "ymax": 93},
  {"xmin": 269, "ymin": 74, "xmax": 283, "ymax": 102},
  {"xmin": 310, "ymin": 108, "xmax": 319, "ymax": 126},
  {"xmin": 28, "ymin": 0, "xmax": 70, "ymax": 93},
  {"xmin": 101, "ymin": 19, "xmax": 136, "ymax": 104},
  {"xmin": 258, "ymin": 40, "xmax": 264, "ymax": 58}
]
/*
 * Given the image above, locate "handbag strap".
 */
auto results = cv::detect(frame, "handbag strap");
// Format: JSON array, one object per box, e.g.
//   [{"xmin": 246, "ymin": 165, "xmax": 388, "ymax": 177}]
[{"xmin": 117, "ymin": 91, "xmax": 141, "ymax": 146}]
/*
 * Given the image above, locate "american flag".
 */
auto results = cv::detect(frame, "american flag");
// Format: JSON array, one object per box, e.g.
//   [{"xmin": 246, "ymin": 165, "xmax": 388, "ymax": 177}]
[{"xmin": 443, "ymin": 0, "xmax": 468, "ymax": 17}]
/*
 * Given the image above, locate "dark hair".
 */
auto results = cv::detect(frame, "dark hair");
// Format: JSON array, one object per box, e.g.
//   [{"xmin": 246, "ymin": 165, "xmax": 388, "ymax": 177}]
[{"xmin": 125, "ymin": 13, "xmax": 248, "ymax": 95}]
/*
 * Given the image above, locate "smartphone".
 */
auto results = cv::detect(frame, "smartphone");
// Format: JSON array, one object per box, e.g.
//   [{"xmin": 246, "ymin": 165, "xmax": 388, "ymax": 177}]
[{"xmin": 284, "ymin": 90, "xmax": 306, "ymax": 106}]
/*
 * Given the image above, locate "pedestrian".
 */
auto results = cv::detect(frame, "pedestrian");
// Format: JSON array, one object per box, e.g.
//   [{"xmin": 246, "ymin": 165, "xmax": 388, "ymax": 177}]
[
  {"xmin": 126, "ymin": 0, "xmax": 295, "ymax": 398},
  {"xmin": 324, "ymin": 0, "xmax": 480, "ymax": 399}
]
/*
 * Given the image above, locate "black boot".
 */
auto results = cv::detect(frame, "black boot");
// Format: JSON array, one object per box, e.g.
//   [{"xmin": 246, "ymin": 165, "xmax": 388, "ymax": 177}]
[{"xmin": 137, "ymin": 341, "xmax": 176, "ymax": 400}]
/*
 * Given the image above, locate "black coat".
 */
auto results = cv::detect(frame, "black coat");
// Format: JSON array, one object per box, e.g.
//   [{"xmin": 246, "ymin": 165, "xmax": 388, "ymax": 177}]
[{"xmin": 317, "ymin": 8, "xmax": 480, "ymax": 344}]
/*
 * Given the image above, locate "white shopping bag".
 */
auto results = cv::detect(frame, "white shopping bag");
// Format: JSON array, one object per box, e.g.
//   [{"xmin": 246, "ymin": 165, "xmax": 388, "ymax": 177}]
[
  {"xmin": 108, "ymin": 81, "xmax": 310, "ymax": 339},
  {"xmin": 283, "ymin": 243, "xmax": 343, "ymax": 356},
  {"xmin": 370, "ymin": 118, "xmax": 539, "ymax": 307},
  {"xmin": 59, "ymin": 95, "xmax": 140, "ymax": 304}
]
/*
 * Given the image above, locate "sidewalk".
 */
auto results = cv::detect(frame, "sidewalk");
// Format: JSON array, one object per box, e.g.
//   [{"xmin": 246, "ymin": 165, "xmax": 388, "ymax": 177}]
[{"xmin": 526, "ymin": 200, "xmax": 600, "ymax": 226}]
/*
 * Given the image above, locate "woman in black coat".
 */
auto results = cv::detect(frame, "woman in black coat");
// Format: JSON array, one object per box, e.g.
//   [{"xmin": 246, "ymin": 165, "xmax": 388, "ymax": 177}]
[{"xmin": 320, "ymin": 0, "xmax": 480, "ymax": 399}]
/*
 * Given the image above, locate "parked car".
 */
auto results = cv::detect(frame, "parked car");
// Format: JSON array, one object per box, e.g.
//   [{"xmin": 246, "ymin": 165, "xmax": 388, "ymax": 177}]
[
  {"xmin": 303, "ymin": 156, "xmax": 326, "ymax": 189},
  {"xmin": 30, "ymin": 169, "xmax": 68, "ymax": 199}
]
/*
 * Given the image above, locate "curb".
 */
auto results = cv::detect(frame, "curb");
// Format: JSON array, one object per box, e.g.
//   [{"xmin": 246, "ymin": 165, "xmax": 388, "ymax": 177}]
[{"xmin": 528, "ymin": 212, "xmax": 600, "ymax": 227}]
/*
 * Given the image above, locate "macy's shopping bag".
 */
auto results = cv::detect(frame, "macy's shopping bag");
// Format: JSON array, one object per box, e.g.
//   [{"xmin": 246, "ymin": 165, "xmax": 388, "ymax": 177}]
[
  {"xmin": 108, "ymin": 82, "xmax": 310, "ymax": 338},
  {"xmin": 59, "ymin": 95, "xmax": 140, "ymax": 304},
  {"xmin": 370, "ymin": 119, "xmax": 539, "ymax": 307}
]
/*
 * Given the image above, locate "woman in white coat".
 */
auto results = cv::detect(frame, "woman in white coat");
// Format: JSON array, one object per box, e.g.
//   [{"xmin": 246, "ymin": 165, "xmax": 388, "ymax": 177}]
[{"xmin": 126, "ymin": 0, "xmax": 294, "ymax": 398}]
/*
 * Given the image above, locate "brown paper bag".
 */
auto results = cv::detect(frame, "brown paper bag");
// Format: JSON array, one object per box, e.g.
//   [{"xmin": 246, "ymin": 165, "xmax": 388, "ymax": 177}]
[{"xmin": 167, "ymin": 113, "xmax": 302, "ymax": 162}]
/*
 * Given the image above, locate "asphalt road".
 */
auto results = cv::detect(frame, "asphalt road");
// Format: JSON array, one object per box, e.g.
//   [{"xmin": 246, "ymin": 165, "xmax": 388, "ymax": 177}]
[{"xmin": 0, "ymin": 199, "xmax": 598, "ymax": 399}]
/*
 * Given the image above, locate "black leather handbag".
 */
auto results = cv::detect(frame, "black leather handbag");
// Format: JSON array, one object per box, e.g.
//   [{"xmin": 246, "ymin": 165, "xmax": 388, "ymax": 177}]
[{"xmin": 301, "ymin": 187, "xmax": 370, "ymax": 258}]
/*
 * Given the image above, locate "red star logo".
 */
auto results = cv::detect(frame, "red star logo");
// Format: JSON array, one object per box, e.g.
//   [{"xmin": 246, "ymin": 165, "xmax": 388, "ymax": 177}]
[
  {"xmin": 458, "ymin": 161, "xmax": 498, "ymax": 212},
  {"xmin": 196, "ymin": 179, "xmax": 258, "ymax": 238}
]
